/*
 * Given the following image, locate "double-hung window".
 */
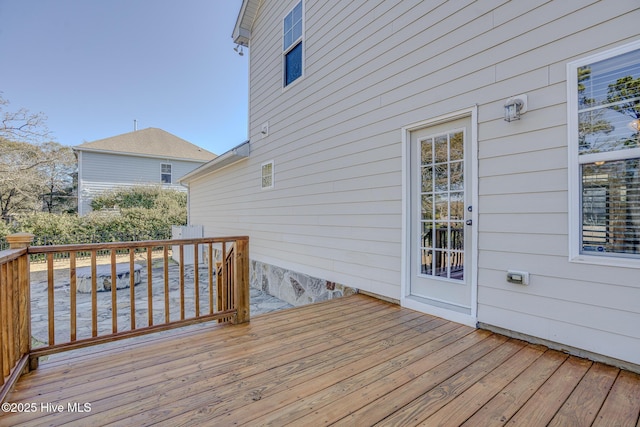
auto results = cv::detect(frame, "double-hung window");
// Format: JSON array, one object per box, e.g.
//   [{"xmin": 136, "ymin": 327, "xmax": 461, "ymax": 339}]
[
  {"xmin": 161, "ymin": 163, "xmax": 172, "ymax": 184},
  {"xmin": 283, "ymin": 1, "xmax": 303, "ymax": 87},
  {"xmin": 568, "ymin": 40, "xmax": 640, "ymax": 264}
]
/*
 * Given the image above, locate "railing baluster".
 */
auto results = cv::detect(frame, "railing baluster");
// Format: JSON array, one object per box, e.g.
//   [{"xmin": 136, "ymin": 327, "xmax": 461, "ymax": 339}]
[
  {"xmin": 216, "ymin": 259, "xmax": 222, "ymax": 321},
  {"xmin": 70, "ymin": 252, "xmax": 77, "ymax": 342},
  {"xmin": 1, "ymin": 263, "xmax": 9, "ymax": 378},
  {"xmin": 228, "ymin": 247, "xmax": 234, "ymax": 314},
  {"xmin": 163, "ymin": 245, "xmax": 169, "ymax": 323},
  {"xmin": 130, "ymin": 250, "xmax": 135, "ymax": 331},
  {"xmin": 0, "ymin": 263, "xmax": 4, "ymax": 385},
  {"xmin": 194, "ymin": 243, "xmax": 199, "ymax": 317},
  {"xmin": 147, "ymin": 247, "xmax": 153, "ymax": 327},
  {"xmin": 47, "ymin": 253, "xmax": 55, "ymax": 346},
  {"xmin": 17, "ymin": 252, "xmax": 29, "ymax": 366},
  {"xmin": 208, "ymin": 243, "xmax": 213, "ymax": 315},
  {"xmin": 221, "ymin": 242, "xmax": 226, "ymax": 313},
  {"xmin": 8, "ymin": 261, "xmax": 16, "ymax": 367},
  {"xmin": 91, "ymin": 250, "xmax": 97, "ymax": 337},
  {"xmin": 111, "ymin": 250, "xmax": 117, "ymax": 334},
  {"xmin": 179, "ymin": 245, "xmax": 185, "ymax": 320}
]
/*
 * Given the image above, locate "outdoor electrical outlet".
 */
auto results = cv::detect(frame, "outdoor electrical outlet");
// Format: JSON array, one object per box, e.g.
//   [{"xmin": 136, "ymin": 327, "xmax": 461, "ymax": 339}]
[{"xmin": 507, "ymin": 270, "xmax": 529, "ymax": 285}]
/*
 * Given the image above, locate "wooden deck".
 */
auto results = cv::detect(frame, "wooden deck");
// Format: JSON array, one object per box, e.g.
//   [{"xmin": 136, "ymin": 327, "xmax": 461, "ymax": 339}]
[{"xmin": 3, "ymin": 294, "xmax": 640, "ymax": 426}]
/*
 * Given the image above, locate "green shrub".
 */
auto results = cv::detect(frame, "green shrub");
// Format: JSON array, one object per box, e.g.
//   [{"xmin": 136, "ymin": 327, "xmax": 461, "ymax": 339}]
[
  {"xmin": 14, "ymin": 212, "xmax": 80, "ymax": 245},
  {"xmin": 11, "ymin": 187, "xmax": 188, "ymax": 245},
  {"xmin": 90, "ymin": 186, "xmax": 186, "ymax": 211}
]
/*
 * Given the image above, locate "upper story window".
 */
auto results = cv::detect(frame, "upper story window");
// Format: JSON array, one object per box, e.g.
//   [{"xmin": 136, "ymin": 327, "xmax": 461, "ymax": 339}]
[
  {"xmin": 568, "ymin": 40, "xmax": 640, "ymax": 264},
  {"xmin": 283, "ymin": 1, "xmax": 303, "ymax": 87},
  {"xmin": 161, "ymin": 163, "xmax": 172, "ymax": 184}
]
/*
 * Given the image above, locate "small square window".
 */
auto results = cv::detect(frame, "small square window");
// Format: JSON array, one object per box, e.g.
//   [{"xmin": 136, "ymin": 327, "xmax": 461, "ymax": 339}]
[{"xmin": 261, "ymin": 161, "xmax": 274, "ymax": 189}]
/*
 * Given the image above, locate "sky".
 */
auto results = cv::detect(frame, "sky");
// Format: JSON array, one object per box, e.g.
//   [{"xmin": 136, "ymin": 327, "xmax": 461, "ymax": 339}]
[{"xmin": 0, "ymin": 0, "xmax": 248, "ymax": 155}]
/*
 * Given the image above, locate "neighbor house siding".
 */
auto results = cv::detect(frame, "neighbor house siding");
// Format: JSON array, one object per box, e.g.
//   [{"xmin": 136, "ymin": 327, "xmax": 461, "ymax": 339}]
[
  {"xmin": 78, "ymin": 151, "xmax": 198, "ymax": 215},
  {"xmin": 189, "ymin": 0, "xmax": 640, "ymax": 366}
]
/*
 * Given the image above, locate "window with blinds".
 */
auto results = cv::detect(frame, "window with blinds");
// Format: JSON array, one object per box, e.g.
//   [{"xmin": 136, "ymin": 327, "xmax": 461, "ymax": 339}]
[{"xmin": 571, "ymin": 42, "xmax": 640, "ymax": 259}]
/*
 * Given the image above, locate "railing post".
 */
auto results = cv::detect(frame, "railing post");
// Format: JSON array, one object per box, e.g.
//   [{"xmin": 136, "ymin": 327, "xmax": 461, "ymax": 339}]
[
  {"xmin": 5, "ymin": 234, "xmax": 34, "ymax": 372},
  {"xmin": 6, "ymin": 233, "xmax": 35, "ymax": 251},
  {"xmin": 232, "ymin": 239, "xmax": 250, "ymax": 324}
]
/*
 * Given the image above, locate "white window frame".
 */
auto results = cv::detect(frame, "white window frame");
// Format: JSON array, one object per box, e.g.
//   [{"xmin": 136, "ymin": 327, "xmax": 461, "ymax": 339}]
[
  {"xmin": 282, "ymin": 1, "xmax": 304, "ymax": 88},
  {"xmin": 567, "ymin": 39, "xmax": 640, "ymax": 268},
  {"xmin": 161, "ymin": 163, "xmax": 172, "ymax": 184},
  {"xmin": 261, "ymin": 160, "xmax": 274, "ymax": 190}
]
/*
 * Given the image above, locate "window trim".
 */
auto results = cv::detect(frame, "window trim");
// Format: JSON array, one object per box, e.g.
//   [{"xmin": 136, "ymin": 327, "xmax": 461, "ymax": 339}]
[
  {"xmin": 282, "ymin": 1, "xmax": 304, "ymax": 88},
  {"xmin": 567, "ymin": 39, "xmax": 640, "ymax": 267},
  {"xmin": 261, "ymin": 160, "xmax": 274, "ymax": 190},
  {"xmin": 161, "ymin": 162, "xmax": 172, "ymax": 184}
]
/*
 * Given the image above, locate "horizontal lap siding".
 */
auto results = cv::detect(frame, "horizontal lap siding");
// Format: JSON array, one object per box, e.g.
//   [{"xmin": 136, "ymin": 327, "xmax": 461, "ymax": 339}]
[
  {"xmin": 80, "ymin": 151, "xmax": 203, "ymax": 184},
  {"xmin": 190, "ymin": 0, "xmax": 640, "ymax": 363},
  {"xmin": 474, "ymin": 2, "xmax": 640, "ymax": 365}
]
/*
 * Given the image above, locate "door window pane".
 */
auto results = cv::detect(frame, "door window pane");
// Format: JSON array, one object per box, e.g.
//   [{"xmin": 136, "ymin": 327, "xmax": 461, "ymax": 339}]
[{"xmin": 418, "ymin": 129, "xmax": 465, "ymax": 280}]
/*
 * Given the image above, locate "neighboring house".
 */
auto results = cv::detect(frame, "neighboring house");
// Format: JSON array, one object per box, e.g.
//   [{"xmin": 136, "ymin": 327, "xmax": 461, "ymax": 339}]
[
  {"xmin": 181, "ymin": 1, "xmax": 640, "ymax": 370},
  {"xmin": 74, "ymin": 127, "xmax": 216, "ymax": 215}
]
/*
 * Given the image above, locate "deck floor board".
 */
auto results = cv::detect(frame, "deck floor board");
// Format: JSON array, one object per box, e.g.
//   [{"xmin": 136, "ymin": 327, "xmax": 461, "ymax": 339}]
[{"xmin": 3, "ymin": 294, "xmax": 639, "ymax": 426}]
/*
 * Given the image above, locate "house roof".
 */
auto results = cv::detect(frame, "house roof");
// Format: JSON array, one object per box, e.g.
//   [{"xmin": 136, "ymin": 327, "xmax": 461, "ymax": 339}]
[
  {"xmin": 232, "ymin": 0, "xmax": 261, "ymax": 46},
  {"xmin": 74, "ymin": 128, "xmax": 216, "ymax": 162}
]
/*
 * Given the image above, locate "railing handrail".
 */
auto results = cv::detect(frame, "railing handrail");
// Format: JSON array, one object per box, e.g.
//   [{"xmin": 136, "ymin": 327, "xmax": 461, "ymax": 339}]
[
  {"xmin": 0, "ymin": 247, "xmax": 27, "ymax": 265},
  {"xmin": 27, "ymin": 236, "xmax": 250, "ymax": 254}
]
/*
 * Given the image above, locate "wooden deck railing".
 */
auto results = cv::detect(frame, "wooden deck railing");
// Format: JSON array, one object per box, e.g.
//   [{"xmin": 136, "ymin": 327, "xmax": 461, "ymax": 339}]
[
  {"xmin": 0, "ymin": 234, "xmax": 34, "ymax": 404},
  {"xmin": 0, "ymin": 234, "xmax": 249, "ymax": 402}
]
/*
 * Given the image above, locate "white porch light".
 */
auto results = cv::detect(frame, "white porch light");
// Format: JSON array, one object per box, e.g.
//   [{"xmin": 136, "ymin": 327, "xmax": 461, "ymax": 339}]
[{"xmin": 504, "ymin": 94, "xmax": 528, "ymax": 122}]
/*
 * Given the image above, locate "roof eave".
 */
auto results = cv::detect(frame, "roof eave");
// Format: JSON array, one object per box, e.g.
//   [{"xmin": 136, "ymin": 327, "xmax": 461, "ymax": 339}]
[
  {"xmin": 72, "ymin": 146, "xmax": 214, "ymax": 163},
  {"xmin": 232, "ymin": 0, "xmax": 259, "ymax": 46},
  {"xmin": 180, "ymin": 140, "xmax": 250, "ymax": 184}
]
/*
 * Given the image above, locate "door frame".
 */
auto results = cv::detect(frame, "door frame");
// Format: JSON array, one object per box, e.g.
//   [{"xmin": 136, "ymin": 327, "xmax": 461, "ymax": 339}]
[{"xmin": 401, "ymin": 106, "xmax": 478, "ymax": 327}]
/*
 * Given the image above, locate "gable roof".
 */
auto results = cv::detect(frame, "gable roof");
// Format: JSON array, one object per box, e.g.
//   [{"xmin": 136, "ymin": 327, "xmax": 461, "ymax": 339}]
[
  {"xmin": 233, "ymin": 0, "xmax": 261, "ymax": 46},
  {"xmin": 74, "ymin": 128, "xmax": 216, "ymax": 162}
]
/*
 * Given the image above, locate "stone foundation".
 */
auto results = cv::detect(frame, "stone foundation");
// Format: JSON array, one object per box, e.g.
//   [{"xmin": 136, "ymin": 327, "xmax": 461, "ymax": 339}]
[{"xmin": 250, "ymin": 260, "xmax": 358, "ymax": 307}]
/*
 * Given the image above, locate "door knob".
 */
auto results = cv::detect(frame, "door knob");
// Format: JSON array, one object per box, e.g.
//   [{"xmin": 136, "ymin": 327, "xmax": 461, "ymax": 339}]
[{"xmin": 465, "ymin": 219, "xmax": 472, "ymax": 226}]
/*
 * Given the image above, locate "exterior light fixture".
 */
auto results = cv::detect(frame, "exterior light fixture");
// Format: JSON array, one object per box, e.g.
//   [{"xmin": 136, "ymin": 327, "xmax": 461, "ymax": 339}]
[
  {"xmin": 504, "ymin": 94, "xmax": 528, "ymax": 122},
  {"xmin": 234, "ymin": 44, "xmax": 244, "ymax": 56}
]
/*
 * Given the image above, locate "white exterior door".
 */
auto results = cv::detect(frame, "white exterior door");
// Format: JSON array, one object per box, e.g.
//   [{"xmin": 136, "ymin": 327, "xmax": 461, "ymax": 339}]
[{"xmin": 408, "ymin": 116, "xmax": 474, "ymax": 318}]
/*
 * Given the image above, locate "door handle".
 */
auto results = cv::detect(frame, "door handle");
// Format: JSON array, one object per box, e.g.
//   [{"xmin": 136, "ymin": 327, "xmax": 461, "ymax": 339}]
[{"xmin": 465, "ymin": 220, "xmax": 472, "ymax": 226}]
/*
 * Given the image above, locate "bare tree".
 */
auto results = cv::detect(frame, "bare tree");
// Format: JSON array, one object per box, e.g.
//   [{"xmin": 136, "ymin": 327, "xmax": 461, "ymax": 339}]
[
  {"xmin": 0, "ymin": 93, "xmax": 51, "ymax": 144},
  {"xmin": 39, "ymin": 142, "xmax": 77, "ymax": 213},
  {"xmin": 0, "ymin": 95, "xmax": 77, "ymax": 219},
  {"xmin": 0, "ymin": 139, "xmax": 43, "ymax": 220}
]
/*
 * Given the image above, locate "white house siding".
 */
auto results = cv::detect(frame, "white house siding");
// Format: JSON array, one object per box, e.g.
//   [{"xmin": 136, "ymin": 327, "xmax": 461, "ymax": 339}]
[
  {"xmin": 78, "ymin": 151, "xmax": 201, "ymax": 215},
  {"xmin": 189, "ymin": 0, "xmax": 640, "ymax": 366}
]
